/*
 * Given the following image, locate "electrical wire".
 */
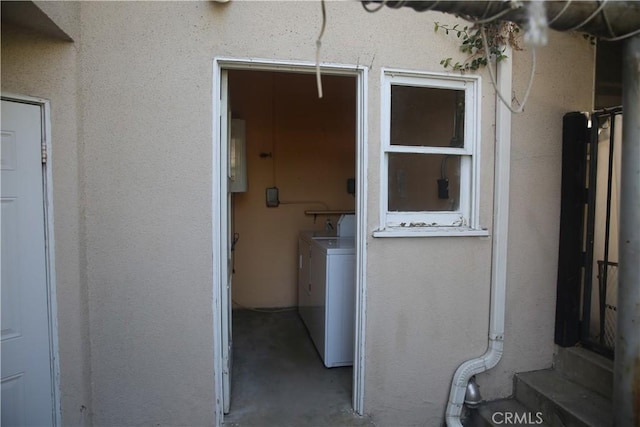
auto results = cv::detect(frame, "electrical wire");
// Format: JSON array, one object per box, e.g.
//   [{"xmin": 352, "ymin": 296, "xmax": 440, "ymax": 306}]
[
  {"xmin": 601, "ymin": 27, "xmax": 640, "ymax": 42},
  {"xmin": 462, "ymin": 6, "xmax": 513, "ymax": 25},
  {"xmin": 358, "ymin": 0, "xmax": 637, "ymax": 106},
  {"xmin": 361, "ymin": 0, "xmax": 388, "ymax": 13},
  {"xmin": 360, "ymin": 0, "xmax": 640, "ymax": 42},
  {"xmin": 362, "ymin": 0, "xmax": 443, "ymax": 14},
  {"xmin": 459, "ymin": 0, "xmax": 524, "ymax": 25},
  {"xmin": 564, "ymin": 0, "xmax": 608, "ymax": 32},
  {"xmin": 270, "ymin": 74, "xmax": 277, "ymax": 187},
  {"xmin": 541, "ymin": 0, "xmax": 639, "ymax": 42},
  {"xmin": 547, "ymin": 0, "xmax": 572, "ymax": 25},
  {"xmin": 481, "ymin": 25, "xmax": 537, "ymax": 114},
  {"xmin": 388, "ymin": 0, "xmax": 407, "ymax": 9},
  {"xmin": 599, "ymin": 1, "xmax": 617, "ymax": 39},
  {"xmin": 441, "ymin": 155, "xmax": 450, "ymax": 179},
  {"xmin": 315, "ymin": 0, "xmax": 327, "ymax": 99},
  {"xmin": 416, "ymin": 0, "xmax": 441, "ymax": 13}
]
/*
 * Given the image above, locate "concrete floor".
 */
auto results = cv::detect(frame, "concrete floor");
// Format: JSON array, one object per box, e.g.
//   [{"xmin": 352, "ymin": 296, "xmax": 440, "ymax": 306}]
[{"xmin": 223, "ymin": 309, "xmax": 374, "ymax": 427}]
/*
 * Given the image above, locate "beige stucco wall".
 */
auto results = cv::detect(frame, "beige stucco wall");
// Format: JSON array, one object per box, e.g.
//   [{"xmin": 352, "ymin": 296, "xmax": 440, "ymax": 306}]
[
  {"xmin": 479, "ymin": 31, "xmax": 595, "ymax": 399},
  {"xmin": 3, "ymin": 1, "xmax": 594, "ymax": 426},
  {"xmin": 1, "ymin": 23, "xmax": 92, "ymax": 426},
  {"xmin": 77, "ymin": 3, "xmax": 216, "ymax": 425},
  {"xmin": 33, "ymin": 0, "xmax": 81, "ymax": 41},
  {"xmin": 76, "ymin": 3, "xmax": 490, "ymax": 424}
]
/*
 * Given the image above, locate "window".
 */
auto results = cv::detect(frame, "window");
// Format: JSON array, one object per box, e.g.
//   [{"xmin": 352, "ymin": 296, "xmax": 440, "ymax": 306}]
[{"xmin": 376, "ymin": 70, "xmax": 485, "ymax": 237}]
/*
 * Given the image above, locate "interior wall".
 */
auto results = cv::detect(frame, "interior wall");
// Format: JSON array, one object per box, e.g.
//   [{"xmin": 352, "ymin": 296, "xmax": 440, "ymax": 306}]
[
  {"xmin": 229, "ymin": 70, "xmax": 356, "ymax": 308},
  {"xmin": 1, "ymin": 23, "xmax": 91, "ymax": 426}
]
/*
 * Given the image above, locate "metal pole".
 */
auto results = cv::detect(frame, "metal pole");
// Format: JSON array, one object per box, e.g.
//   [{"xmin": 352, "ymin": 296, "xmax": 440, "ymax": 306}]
[
  {"xmin": 601, "ymin": 112, "xmax": 617, "ymax": 347},
  {"xmin": 614, "ymin": 33, "xmax": 640, "ymax": 427}
]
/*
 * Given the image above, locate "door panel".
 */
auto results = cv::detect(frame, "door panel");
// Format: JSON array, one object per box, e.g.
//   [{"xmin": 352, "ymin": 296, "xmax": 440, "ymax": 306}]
[
  {"xmin": 220, "ymin": 71, "xmax": 233, "ymax": 414},
  {"xmin": 1, "ymin": 100, "xmax": 54, "ymax": 426}
]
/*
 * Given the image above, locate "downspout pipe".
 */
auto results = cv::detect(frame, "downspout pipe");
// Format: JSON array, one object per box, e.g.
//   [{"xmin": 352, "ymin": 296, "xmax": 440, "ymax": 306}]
[{"xmin": 445, "ymin": 46, "xmax": 512, "ymax": 426}]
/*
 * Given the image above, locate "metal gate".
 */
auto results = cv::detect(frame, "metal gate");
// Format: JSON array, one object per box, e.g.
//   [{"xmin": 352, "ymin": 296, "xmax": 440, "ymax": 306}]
[{"xmin": 555, "ymin": 108, "xmax": 622, "ymax": 358}]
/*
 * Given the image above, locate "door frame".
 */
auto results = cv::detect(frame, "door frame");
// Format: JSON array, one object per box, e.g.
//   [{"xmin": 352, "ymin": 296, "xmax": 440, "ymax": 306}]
[
  {"xmin": 1, "ymin": 92, "xmax": 61, "ymax": 426},
  {"xmin": 211, "ymin": 58, "xmax": 368, "ymax": 426}
]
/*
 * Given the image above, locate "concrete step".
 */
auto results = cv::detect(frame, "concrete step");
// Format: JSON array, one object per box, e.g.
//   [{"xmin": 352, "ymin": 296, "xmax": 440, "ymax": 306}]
[
  {"xmin": 515, "ymin": 369, "xmax": 613, "ymax": 427},
  {"xmin": 553, "ymin": 346, "xmax": 613, "ymax": 399},
  {"xmin": 470, "ymin": 399, "xmax": 551, "ymax": 427}
]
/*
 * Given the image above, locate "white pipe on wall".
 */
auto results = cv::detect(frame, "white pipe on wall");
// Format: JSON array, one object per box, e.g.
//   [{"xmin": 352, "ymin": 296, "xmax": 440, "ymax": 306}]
[{"xmin": 445, "ymin": 45, "xmax": 512, "ymax": 427}]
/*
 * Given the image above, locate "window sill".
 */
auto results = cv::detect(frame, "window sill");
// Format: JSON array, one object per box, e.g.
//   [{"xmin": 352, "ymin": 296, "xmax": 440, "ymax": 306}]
[{"xmin": 372, "ymin": 227, "xmax": 490, "ymax": 238}]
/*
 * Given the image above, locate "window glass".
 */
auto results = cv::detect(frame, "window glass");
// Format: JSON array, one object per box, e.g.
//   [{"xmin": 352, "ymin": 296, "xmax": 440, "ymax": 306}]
[
  {"xmin": 388, "ymin": 153, "xmax": 461, "ymax": 212},
  {"xmin": 391, "ymin": 86, "xmax": 465, "ymax": 147}
]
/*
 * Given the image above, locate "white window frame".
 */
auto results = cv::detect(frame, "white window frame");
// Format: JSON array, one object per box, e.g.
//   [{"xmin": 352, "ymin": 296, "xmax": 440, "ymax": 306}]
[{"xmin": 375, "ymin": 69, "xmax": 487, "ymax": 237}]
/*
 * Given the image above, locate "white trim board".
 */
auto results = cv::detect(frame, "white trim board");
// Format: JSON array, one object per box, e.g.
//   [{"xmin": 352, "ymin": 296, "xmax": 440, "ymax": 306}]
[
  {"xmin": 211, "ymin": 58, "xmax": 368, "ymax": 427},
  {"xmin": 1, "ymin": 93, "xmax": 61, "ymax": 427}
]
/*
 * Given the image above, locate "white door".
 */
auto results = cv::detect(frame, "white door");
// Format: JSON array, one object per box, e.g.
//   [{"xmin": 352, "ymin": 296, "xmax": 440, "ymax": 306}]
[
  {"xmin": 220, "ymin": 71, "xmax": 233, "ymax": 414},
  {"xmin": 1, "ymin": 99, "xmax": 55, "ymax": 426}
]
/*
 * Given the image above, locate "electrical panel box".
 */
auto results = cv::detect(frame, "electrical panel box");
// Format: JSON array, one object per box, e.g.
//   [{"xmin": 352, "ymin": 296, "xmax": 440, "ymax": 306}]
[
  {"xmin": 266, "ymin": 187, "xmax": 279, "ymax": 207},
  {"xmin": 229, "ymin": 119, "xmax": 247, "ymax": 192}
]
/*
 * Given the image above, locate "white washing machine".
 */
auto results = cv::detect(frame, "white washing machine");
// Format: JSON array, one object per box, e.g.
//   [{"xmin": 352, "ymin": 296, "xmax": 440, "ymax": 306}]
[{"xmin": 297, "ymin": 217, "xmax": 356, "ymax": 367}]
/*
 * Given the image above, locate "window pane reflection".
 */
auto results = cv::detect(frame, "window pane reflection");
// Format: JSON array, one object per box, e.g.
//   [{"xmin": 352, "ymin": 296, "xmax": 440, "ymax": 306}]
[
  {"xmin": 391, "ymin": 86, "xmax": 465, "ymax": 147},
  {"xmin": 388, "ymin": 153, "xmax": 461, "ymax": 212}
]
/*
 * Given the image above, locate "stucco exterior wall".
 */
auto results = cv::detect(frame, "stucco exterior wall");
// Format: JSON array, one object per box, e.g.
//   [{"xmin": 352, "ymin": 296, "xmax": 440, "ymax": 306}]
[
  {"xmin": 76, "ymin": 3, "xmax": 492, "ymax": 425},
  {"xmin": 77, "ymin": 3, "xmax": 216, "ymax": 425},
  {"xmin": 478, "ymin": 31, "xmax": 595, "ymax": 399},
  {"xmin": 33, "ymin": 0, "xmax": 81, "ymax": 41},
  {"xmin": 1, "ymin": 23, "xmax": 92, "ymax": 426},
  {"xmin": 3, "ymin": 1, "xmax": 594, "ymax": 426}
]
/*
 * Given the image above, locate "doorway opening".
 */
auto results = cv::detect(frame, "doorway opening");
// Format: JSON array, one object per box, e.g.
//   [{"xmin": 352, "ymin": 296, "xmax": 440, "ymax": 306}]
[{"xmin": 212, "ymin": 60, "xmax": 368, "ymax": 426}]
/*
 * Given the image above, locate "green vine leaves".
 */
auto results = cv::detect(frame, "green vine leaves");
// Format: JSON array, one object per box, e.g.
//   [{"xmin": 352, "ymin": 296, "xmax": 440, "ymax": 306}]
[{"xmin": 435, "ymin": 21, "xmax": 522, "ymax": 72}]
